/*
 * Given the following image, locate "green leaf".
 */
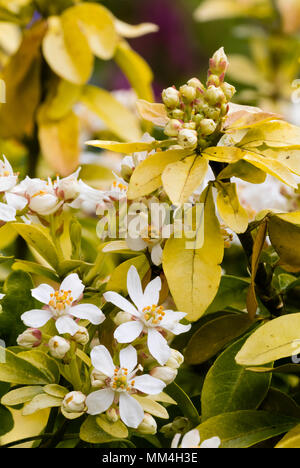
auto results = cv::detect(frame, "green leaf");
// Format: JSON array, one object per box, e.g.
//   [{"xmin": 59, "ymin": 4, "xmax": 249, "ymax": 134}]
[
  {"xmin": 185, "ymin": 313, "xmax": 254, "ymax": 365},
  {"xmin": 22, "ymin": 393, "xmax": 62, "ymax": 416},
  {"xmin": 80, "ymin": 416, "xmax": 117, "ymax": 444},
  {"xmin": 96, "ymin": 415, "xmax": 128, "ymax": 439},
  {"xmin": 206, "ymin": 275, "xmax": 250, "ymax": 313},
  {"xmin": 12, "ymin": 223, "xmax": 60, "ymax": 270},
  {"xmin": 217, "ymin": 159, "xmax": 266, "ymax": 184},
  {"xmin": 12, "ymin": 260, "xmax": 59, "ymax": 282},
  {"xmin": 261, "ymin": 388, "xmax": 300, "ymax": 420},
  {"xmin": 235, "ymin": 312, "xmax": 300, "ymax": 366},
  {"xmin": 18, "ymin": 350, "xmax": 60, "ymax": 384},
  {"xmin": 0, "ymin": 347, "xmax": 55, "ymax": 385},
  {"xmin": 201, "ymin": 335, "xmax": 271, "ymax": 420},
  {"xmin": 0, "ymin": 405, "xmax": 14, "ymax": 436},
  {"xmin": 165, "ymin": 382, "xmax": 200, "ymax": 426},
  {"xmin": 106, "ymin": 255, "xmax": 150, "ymax": 296},
  {"xmin": 1, "ymin": 386, "xmax": 44, "ymax": 406},
  {"xmin": 268, "ymin": 213, "xmax": 300, "ymax": 272},
  {"xmin": 196, "ymin": 410, "xmax": 298, "ymax": 448},
  {"xmin": 43, "ymin": 384, "xmax": 69, "ymax": 399}
]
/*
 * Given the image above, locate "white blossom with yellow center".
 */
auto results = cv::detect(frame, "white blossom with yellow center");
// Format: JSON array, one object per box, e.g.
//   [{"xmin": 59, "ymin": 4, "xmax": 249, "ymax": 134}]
[
  {"xmin": 21, "ymin": 273, "xmax": 105, "ymax": 336},
  {"xmin": 103, "ymin": 266, "xmax": 191, "ymax": 365}
]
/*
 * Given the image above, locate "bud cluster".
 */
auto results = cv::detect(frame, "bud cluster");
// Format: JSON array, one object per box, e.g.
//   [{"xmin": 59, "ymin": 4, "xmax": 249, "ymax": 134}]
[{"xmin": 161, "ymin": 48, "xmax": 235, "ymax": 151}]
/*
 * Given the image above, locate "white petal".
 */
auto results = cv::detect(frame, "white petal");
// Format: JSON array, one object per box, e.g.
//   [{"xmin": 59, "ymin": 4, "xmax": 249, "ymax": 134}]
[
  {"xmin": 21, "ymin": 309, "xmax": 52, "ymax": 328},
  {"xmin": 199, "ymin": 436, "xmax": 221, "ymax": 448},
  {"xmin": 0, "ymin": 202, "xmax": 16, "ymax": 222},
  {"xmin": 127, "ymin": 266, "xmax": 144, "ymax": 310},
  {"xmin": 181, "ymin": 429, "xmax": 201, "ymax": 448},
  {"xmin": 70, "ymin": 304, "xmax": 105, "ymax": 325},
  {"xmin": 147, "ymin": 328, "xmax": 170, "ymax": 365},
  {"xmin": 90, "ymin": 345, "xmax": 115, "ymax": 377},
  {"xmin": 119, "ymin": 345, "xmax": 137, "ymax": 373},
  {"xmin": 132, "ymin": 374, "xmax": 165, "ymax": 395},
  {"xmin": 150, "ymin": 243, "xmax": 163, "ymax": 266},
  {"xmin": 171, "ymin": 433, "xmax": 181, "ymax": 448},
  {"xmin": 60, "ymin": 273, "xmax": 84, "ymax": 301},
  {"xmin": 31, "ymin": 284, "xmax": 54, "ymax": 304},
  {"xmin": 119, "ymin": 392, "xmax": 144, "ymax": 428},
  {"xmin": 55, "ymin": 316, "xmax": 79, "ymax": 335},
  {"xmin": 5, "ymin": 192, "xmax": 27, "ymax": 210},
  {"xmin": 86, "ymin": 388, "xmax": 114, "ymax": 415},
  {"xmin": 0, "ymin": 176, "xmax": 17, "ymax": 192},
  {"xmin": 102, "ymin": 241, "xmax": 128, "ymax": 252},
  {"xmin": 143, "ymin": 276, "xmax": 161, "ymax": 308},
  {"xmin": 103, "ymin": 291, "xmax": 139, "ymax": 317},
  {"xmin": 114, "ymin": 320, "xmax": 143, "ymax": 344},
  {"xmin": 166, "ymin": 323, "xmax": 191, "ymax": 335},
  {"xmin": 126, "ymin": 236, "xmax": 147, "ymax": 251}
]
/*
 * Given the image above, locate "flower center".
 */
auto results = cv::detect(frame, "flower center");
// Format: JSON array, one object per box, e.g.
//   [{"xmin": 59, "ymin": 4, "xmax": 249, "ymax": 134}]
[
  {"xmin": 112, "ymin": 181, "xmax": 127, "ymax": 193},
  {"xmin": 48, "ymin": 289, "xmax": 73, "ymax": 316},
  {"xmin": 142, "ymin": 304, "xmax": 165, "ymax": 326},
  {"xmin": 140, "ymin": 225, "xmax": 160, "ymax": 245},
  {"xmin": 32, "ymin": 190, "xmax": 48, "ymax": 198},
  {"xmin": 111, "ymin": 367, "xmax": 134, "ymax": 393}
]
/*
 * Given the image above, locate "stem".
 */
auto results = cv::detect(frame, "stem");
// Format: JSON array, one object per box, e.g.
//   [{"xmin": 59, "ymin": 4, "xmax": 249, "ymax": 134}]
[{"xmin": 0, "ymin": 433, "xmax": 78, "ymax": 448}]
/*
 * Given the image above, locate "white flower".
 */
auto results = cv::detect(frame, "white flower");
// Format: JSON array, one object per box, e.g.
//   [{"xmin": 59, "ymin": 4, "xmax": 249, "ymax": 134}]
[
  {"xmin": 86, "ymin": 344, "xmax": 165, "ymax": 428},
  {"xmin": 12, "ymin": 177, "xmax": 62, "ymax": 216},
  {"xmin": 55, "ymin": 168, "xmax": 81, "ymax": 201},
  {"xmin": 0, "ymin": 202, "xmax": 17, "ymax": 222},
  {"xmin": 103, "ymin": 266, "xmax": 191, "ymax": 365},
  {"xmin": 69, "ymin": 180, "xmax": 104, "ymax": 214},
  {"xmin": 0, "ymin": 156, "xmax": 18, "ymax": 192},
  {"xmin": 21, "ymin": 273, "xmax": 105, "ymax": 336},
  {"xmin": 171, "ymin": 429, "xmax": 221, "ymax": 448},
  {"xmin": 48, "ymin": 336, "xmax": 70, "ymax": 359},
  {"xmin": 62, "ymin": 391, "xmax": 86, "ymax": 415}
]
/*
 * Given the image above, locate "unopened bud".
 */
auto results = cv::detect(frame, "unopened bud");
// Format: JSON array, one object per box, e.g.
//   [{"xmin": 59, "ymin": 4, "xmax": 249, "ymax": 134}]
[
  {"xmin": 150, "ymin": 366, "xmax": 178, "ymax": 384},
  {"xmin": 160, "ymin": 417, "xmax": 189, "ymax": 438},
  {"xmin": 178, "ymin": 129, "xmax": 198, "ymax": 149},
  {"xmin": 171, "ymin": 109, "xmax": 184, "ymax": 120},
  {"xmin": 183, "ymin": 121, "xmax": 196, "ymax": 130},
  {"xmin": 106, "ymin": 407, "xmax": 119, "ymax": 423},
  {"xmin": 204, "ymin": 106, "xmax": 221, "ymax": 121},
  {"xmin": 166, "ymin": 349, "xmax": 184, "ymax": 369},
  {"xmin": 162, "ymin": 87, "xmax": 180, "ymax": 108},
  {"xmin": 138, "ymin": 413, "xmax": 157, "ymax": 435},
  {"xmin": 199, "ymin": 118, "xmax": 217, "ymax": 136},
  {"xmin": 62, "ymin": 391, "xmax": 86, "ymax": 414},
  {"xmin": 207, "ymin": 74, "xmax": 220, "ymax": 87},
  {"xmin": 220, "ymin": 102, "xmax": 229, "ymax": 116},
  {"xmin": 91, "ymin": 368, "xmax": 107, "ymax": 387},
  {"xmin": 222, "ymin": 82, "xmax": 236, "ymax": 101},
  {"xmin": 114, "ymin": 311, "xmax": 132, "ymax": 326},
  {"xmin": 205, "ymin": 86, "xmax": 225, "ymax": 106},
  {"xmin": 17, "ymin": 328, "xmax": 42, "ymax": 349},
  {"xmin": 179, "ymin": 85, "xmax": 196, "ymax": 103},
  {"xmin": 187, "ymin": 77, "xmax": 204, "ymax": 92},
  {"xmin": 73, "ymin": 326, "xmax": 89, "ymax": 345},
  {"xmin": 193, "ymin": 113, "xmax": 204, "ymax": 127},
  {"xmin": 164, "ymin": 119, "xmax": 182, "ymax": 137},
  {"xmin": 48, "ymin": 336, "xmax": 70, "ymax": 359},
  {"xmin": 209, "ymin": 47, "xmax": 229, "ymax": 77}
]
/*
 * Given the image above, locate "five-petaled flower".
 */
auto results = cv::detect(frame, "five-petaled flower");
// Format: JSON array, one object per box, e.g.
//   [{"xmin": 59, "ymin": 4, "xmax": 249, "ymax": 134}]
[
  {"xmin": 86, "ymin": 344, "xmax": 165, "ymax": 428},
  {"xmin": 21, "ymin": 273, "xmax": 105, "ymax": 335},
  {"xmin": 103, "ymin": 266, "xmax": 191, "ymax": 365},
  {"xmin": 171, "ymin": 429, "xmax": 221, "ymax": 448}
]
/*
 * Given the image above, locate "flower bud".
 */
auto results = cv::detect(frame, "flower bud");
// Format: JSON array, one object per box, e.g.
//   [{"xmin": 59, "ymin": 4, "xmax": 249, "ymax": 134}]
[
  {"xmin": 164, "ymin": 119, "xmax": 182, "ymax": 137},
  {"xmin": 138, "ymin": 413, "xmax": 157, "ymax": 435},
  {"xmin": 179, "ymin": 85, "xmax": 196, "ymax": 103},
  {"xmin": 62, "ymin": 391, "xmax": 86, "ymax": 414},
  {"xmin": 193, "ymin": 113, "xmax": 204, "ymax": 127},
  {"xmin": 17, "ymin": 328, "xmax": 42, "ymax": 349},
  {"xmin": 205, "ymin": 86, "xmax": 225, "ymax": 106},
  {"xmin": 183, "ymin": 121, "xmax": 196, "ymax": 130},
  {"xmin": 150, "ymin": 366, "xmax": 178, "ymax": 384},
  {"xmin": 187, "ymin": 77, "xmax": 204, "ymax": 92},
  {"xmin": 222, "ymin": 82, "xmax": 236, "ymax": 101},
  {"xmin": 91, "ymin": 368, "xmax": 107, "ymax": 387},
  {"xmin": 57, "ymin": 175, "xmax": 80, "ymax": 201},
  {"xmin": 209, "ymin": 47, "xmax": 229, "ymax": 77},
  {"xmin": 207, "ymin": 74, "xmax": 220, "ymax": 87},
  {"xmin": 166, "ymin": 349, "xmax": 184, "ymax": 369},
  {"xmin": 171, "ymin": 109, "xmax": 184, "ymax": 120},
  {"xmin": 178, "ymin": 129, "xmax": 198, "ymax": 149},
  {"xmin": 204, "ymin": 106, "xmax": 221, "ymax": 121},
  {"xmin": 114, "ymin": 311, "xmax": 132, "ymax": 326},
  {"xmin": 160, "ymin": 417, "xmax": 189, "ymax": 438},
  {"xmin": 106, "ymin": 407, "xmax": 119, "ymax": 423},
  {"xmin": 220, "ymin": 102, "xmax": 229, "ymax": 116},
  {"xmin": 199, "ymin": 118, "xmax": 217, "ymax": 136},
  {"xmin": 162, "ymin": 87, "xmax": 180, "ymax": 108},
  {"xmin": 73, "ymin": 326, "xmax": 89, "ymax": 345},
  {"xmin": 48, "ymin": 336, "xmax": 70, "ymax": 359}
]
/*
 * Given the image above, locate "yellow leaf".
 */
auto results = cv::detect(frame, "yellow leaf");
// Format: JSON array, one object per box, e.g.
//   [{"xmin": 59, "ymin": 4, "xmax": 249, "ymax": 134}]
[
  {"xmin": 136, "ymin": 99, "xmax": 168, "ymax": 127},
  {"xmin": 277, "ymin": 0, "xmax": 300, "ymax": 34},
  {"xmin": 0, "ymin": 408, "xmax": 50, "ymax": 448},
  {"xmin": 114, "ymin": 40, "xmax": 153, "ymax": 102},
  {"xmin": 80, "ymin": 85, "xmax": 141, "ymax": 142},
  {"xmin": 216, "ymin": 182, "xmax": 248, "ymax": 233},
  {"xmin": 275, "ymin": 424, "xmax": 300, "ymax": 448},
  {"xmin": 45, "ymin": 79, "xmax": 82, "ymax": 121},
  {"xmin": 85, "ymin": 140, "xmax": 156, "ymax": 154},
  {"xmin": 235, "ymin": 313, "xmax": 300, "ymax": 366},
  {"xmin": 128, "ymin": 148, "xmax": 192, "ymax": 199},
  {"xmin": 239, "ymin": 120, "xmax": 300, "ymax": 148},
  {"xmin": 162, "ymin": 154, "xmax": 208, "ymax": 205},
  {"xmin": 38, "ymin": 107, "xmax": 80, "ymax": 176},
  {"xmin": 132, "ymin": 395, "xmax": 169, "ymax": 419},
  {"xmin": 0, "ymin": 20, "xmax": 47, "ymax": 139},
  {"xmin": 224, "ymin": 103, "xmax": 282, "ymax": 131},
  {"xmin": 114, "ymin": 18, "xmax": 159, "ymax": 38},
  {"xmin": 96, "ymin": 414, "xmax": 128, "ymax": 438},
  {"xmin": 246, "ymin": 221, "xmax": 268, "ymax": 319},
  {"xmin": 268, "ymin": 214, "xmax": 300, "ymax": 272},
  {"xmin": 217, "ymin": 160, "xmax": 266, "ymax": 184},
  {"xmin": 63, "ymin": 2, "xmax": 119, "ymax": 60},
  {"xmin": 258, "ymin": 147, "xmax": 300, "ymax": 176},
  {"xmin": 194, "ymin": 0, "xmax": 272, "ymax": 21},
  {"xmin": 202, "ymin": 146, "xmax": 247, "ymax": 163},
  {"xmin": 42, "ymin": 15, "xmax": 93, "ymax": 85},
  {"xmin": 243, "ymin": 152, "xmax": 298, "ymax": 188},
  {"xmin": 163, "ymin": 186, "xmax": 224, "ymax": 321}
]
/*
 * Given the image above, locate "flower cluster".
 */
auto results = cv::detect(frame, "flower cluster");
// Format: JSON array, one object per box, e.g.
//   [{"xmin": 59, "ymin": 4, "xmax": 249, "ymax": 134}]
[{"xmin": 162, "ymin": 48, "xmax": 235, "ymax": 151}]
